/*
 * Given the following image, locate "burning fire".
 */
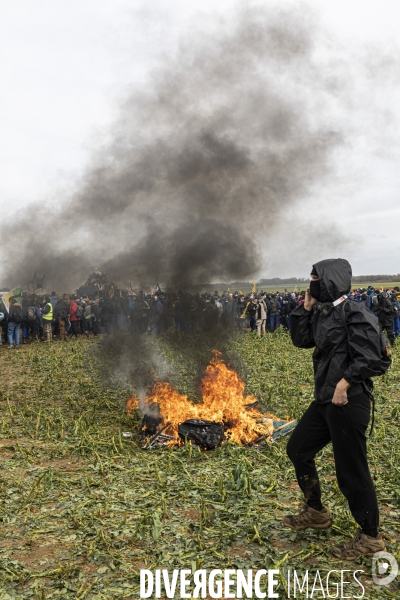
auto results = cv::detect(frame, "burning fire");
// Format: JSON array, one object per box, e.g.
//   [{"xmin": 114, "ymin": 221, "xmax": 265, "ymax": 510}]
[
  {"xmin": 126, "ymin": 350, "xmax": 288, "ymax": 446},
  {"xmin": 126, "ymin": 394, "xmax": 139, "ymax": 415}
]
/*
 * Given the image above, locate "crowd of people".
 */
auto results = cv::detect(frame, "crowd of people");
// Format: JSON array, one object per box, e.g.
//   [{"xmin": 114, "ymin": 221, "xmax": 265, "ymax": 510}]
[{"xmin": 1, "ymin": 285, "xmax": 399, "ymax": 348}]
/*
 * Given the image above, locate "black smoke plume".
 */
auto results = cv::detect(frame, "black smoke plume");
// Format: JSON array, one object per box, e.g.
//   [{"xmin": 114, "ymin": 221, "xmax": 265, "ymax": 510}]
[{"xmin": 2, "ymin": 6, "xmax": 346, "ymax": 290}]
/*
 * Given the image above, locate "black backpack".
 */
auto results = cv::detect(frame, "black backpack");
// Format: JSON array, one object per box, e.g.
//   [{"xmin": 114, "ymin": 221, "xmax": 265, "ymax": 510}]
[
  {"xmin": 380, "ymin": 295, "xmax": 395, "ymax": 316},
  {"xmin": 12, "ymin": 306, "xmax": 24, "ymax": 324},
  {"xmin": 27, "ymin": 306, "xmax": 36, "ymax": 321},
  {"xmin": 75, "ymin": 305, "xmax": 83, "ymax": 319},
  {"xmin": 58, "ymin": 308, "xmax": 68, "ymax": 320},
  {"xmin": 341, "ymin": 301, "xmax": 391, "ymax": 436},
  {"xmin": 342, "ymin": 301, "xmax": 391, "ymax": 376},
  {"xmin": 269, "ymin": 297, "xmax": 279, "ymax": 313}
]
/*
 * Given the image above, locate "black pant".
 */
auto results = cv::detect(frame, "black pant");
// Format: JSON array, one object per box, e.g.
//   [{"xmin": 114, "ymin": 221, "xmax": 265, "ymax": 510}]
[
  {"xmin": 380, "ymin": 323, "xmax": 395, "ymax": 346},
  {"xmin": 70, "ymin": 321, "xmax": 81, "ymax": 336},
  {"xmin": 31, "ymin": 320, "xmax": 40, "ymax": 339},
  {"xmin": 287, "ymin": 393, "xmax": 378, "ymax": 532},
  {"xmin": 92, "ymin": 319, "xmax": 100, "ymax": 336},
  {"xmin": 102, "ymin": 318, "xmax": 113, "ymax": 335}
]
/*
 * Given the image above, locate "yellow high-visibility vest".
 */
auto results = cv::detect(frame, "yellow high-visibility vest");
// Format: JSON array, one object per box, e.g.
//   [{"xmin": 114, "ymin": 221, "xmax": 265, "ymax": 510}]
[{"xmin": 42, "ymin": 303, "xmax": 53, "ymax": 321}]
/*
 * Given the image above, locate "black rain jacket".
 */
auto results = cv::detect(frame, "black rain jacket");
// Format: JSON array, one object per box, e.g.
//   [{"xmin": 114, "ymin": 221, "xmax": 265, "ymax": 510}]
[
  {"xmin": 291, "ymin": 258, "xmax": 385, "ymax": 404},
  {"xmin": 376, "ymin": 294, "xmax": 395, "ymax": 327}
]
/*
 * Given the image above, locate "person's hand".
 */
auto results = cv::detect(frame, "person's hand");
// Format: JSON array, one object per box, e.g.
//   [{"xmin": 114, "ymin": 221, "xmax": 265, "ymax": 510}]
[
  {"xmin": 332, "ymin": 379, "xmax": 350, "ymax": 406},
  {"xmin": 304, "ymin": 287, "xmax": 318, "ymax": 312}
]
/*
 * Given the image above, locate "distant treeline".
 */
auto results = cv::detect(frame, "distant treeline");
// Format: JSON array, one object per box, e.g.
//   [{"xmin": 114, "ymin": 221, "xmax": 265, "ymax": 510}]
[
  {"xmin": 260, "ymin": 275, "xmax": 400, "ymax": 285},
  {"xmin": 198, "ymin": 278, "xmax": 308, "ymax": 290},
  {"xmin": 350, "ymin": 274, "xmax": 400, "ymax": 283},
  {"xmin": 203, "ymin": 274, "xmax": 400, "ymax": 290},
  {"xmin": 258, "ymin": 277, "xmax": 308, "ymax": 285}
]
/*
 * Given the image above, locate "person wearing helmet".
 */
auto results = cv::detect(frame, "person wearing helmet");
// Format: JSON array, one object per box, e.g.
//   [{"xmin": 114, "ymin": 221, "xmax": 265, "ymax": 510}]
[{"xmin": 283, "ymin": 258, "xmax": 389, "ymax": 560}]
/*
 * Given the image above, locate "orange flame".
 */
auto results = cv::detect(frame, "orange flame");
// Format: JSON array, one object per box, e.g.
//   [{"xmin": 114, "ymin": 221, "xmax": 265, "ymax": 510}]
[
  {"xmin": 126, "ymin": 350, "xmax": 284, "ymax": 445},
  {"xmin": 126, "ymin": 394, "xmax": 139, "ymax": 417}
]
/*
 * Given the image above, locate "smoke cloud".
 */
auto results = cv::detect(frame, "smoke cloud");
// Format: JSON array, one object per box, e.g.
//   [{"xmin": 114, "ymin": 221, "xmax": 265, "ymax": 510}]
[{"xmin": 2, "ymin": 6, "xmax": 350, "ymax": 290}]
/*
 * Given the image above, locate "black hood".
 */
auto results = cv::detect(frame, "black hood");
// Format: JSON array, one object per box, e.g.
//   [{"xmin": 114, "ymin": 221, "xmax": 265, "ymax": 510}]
[{"xmin": 312, "ymin": 258, "xmax": 352, "ymax": 303}]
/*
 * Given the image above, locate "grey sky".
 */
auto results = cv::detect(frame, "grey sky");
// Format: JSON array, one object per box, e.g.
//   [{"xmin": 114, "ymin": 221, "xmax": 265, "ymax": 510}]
[{"xmin": 1, "ymin": 0, "xmax": 399, "ymax": 283}]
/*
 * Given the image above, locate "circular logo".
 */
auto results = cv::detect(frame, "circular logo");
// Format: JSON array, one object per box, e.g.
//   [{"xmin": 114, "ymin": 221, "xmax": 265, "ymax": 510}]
[{"xmin": 372, "ymin": 552, "xmax": 398, "ymax": 586}]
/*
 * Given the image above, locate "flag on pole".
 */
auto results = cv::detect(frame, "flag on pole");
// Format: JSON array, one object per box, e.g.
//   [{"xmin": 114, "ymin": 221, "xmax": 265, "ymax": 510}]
[{"xmin": 1, "ymin": 287, "xmax": 22, "ymax": 314}]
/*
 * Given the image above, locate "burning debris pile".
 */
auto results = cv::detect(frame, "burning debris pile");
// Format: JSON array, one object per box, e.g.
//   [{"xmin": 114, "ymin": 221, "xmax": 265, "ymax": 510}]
[{"xmin": 126, "ymin": 351, "xmax": 296, "ymax": 449}]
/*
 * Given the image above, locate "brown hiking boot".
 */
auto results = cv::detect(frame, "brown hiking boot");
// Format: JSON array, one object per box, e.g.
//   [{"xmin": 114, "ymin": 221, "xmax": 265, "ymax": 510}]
[
  {"xmin": 283, "ymin": 503, "xmax": 332, "ymax": 531},
  {"xmin": 332, "ymin": 529, "xmax": 386, "ymax": 560}
]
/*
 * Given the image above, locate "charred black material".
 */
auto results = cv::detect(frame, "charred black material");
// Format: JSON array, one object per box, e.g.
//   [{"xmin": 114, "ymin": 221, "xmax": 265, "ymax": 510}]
[
  {"xmin": 178, "ymin": 419, "xmax": 225, "ymax": 450},
  {"xmin": 245, "ymin": 401, "xmax": 259, "ymax": 411},
  {"xmin": 142, "ymin": 414, "xmax": 163, "ymax": 436}
]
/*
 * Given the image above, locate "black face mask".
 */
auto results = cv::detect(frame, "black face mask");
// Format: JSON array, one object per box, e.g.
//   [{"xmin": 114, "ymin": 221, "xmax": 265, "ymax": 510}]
[{"xmin": 310, "ymin": 280, "xmax": 321, "ymax": 301}]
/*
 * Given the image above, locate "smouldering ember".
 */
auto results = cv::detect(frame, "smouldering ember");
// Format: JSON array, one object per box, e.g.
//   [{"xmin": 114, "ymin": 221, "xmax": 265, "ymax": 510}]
[{"xmin": 126, "ymin": 351, "xmax": 293, "ymax": 447}]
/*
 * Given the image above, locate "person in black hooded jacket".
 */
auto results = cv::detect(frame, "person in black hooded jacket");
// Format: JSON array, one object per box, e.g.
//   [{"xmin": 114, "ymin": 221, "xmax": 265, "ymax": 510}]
[
  {"xmin": 284, "ymin": 258, "xmax": 389, "ymax": 560},
  {"xmin": 376, "ymin": 291, "xmax": 395, "ymax": 347}
]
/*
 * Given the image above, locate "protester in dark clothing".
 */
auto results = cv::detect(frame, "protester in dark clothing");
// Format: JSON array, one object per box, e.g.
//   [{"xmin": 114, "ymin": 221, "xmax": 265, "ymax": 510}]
[
  {"xmin": 281, "ymin": 293, "xmax": 296, "ymax": 330},
  {"xmin": 162, "ymin": 297, "xmax": 175, "ymax": 333},
  {"xmin": 27, "ymin": 300, "xmax": 42, "ymax": 341},
  {"xmin": 179, "ymin": 293, "xmax": 192, "ymax": 333},
  {"xmin": 132, "ymin": 295, "xmax": 150, "ymax": 334},
  {"xmin": 284, "ymin": 258, "xmax": 388, "ymax": 560},
  {"xmin": 203, "ymin": 298, "xmax": 219, "ymax": 331},
  {"xmin": 365, "ymin": 286, "xmax": 377, "ymax": 312},
  {"xmin": 49, "ymin": 292, "xmax": 57, "ymax": 309},
  {"xmin": 21, "ymin": 301, "xmax": 32, "ymax": 344},
  {"xmin": 120, "ymin": 292, "xmax": 130, "ymax": 322},
  {"xmin": 54, "ymin": 297, "xmax": 69, "ymax": 321},
  {"xmin": 21, "ymin": 291, "xmax": 29, "ymax": 311},
  {"xmin": 90, "ymin": 298, "xmax": 101, "ymax": 336},
  {"xmin": 75, "ymin": 298, "xmax": 89, "ymax": 336},
  {"xmin": 110, "ymin": 297, "xmax": 123, "ymax": 332},
  {"xmin": 247, "ymin": 298, "xmax": 258, "ymax": 332},
  {"xmin": 20, "ymin": 292, "xmax": 30, "ymax": 342},
  {"xmin": 236, "ymin": 296, "xmax": 247, "ymax": 331},
  {"xmin": 149, "ymin": 295, "xmax": 163, "ymax": 334},
  {"xmin": 392, "ymin": 293, "xmax": 400, "ymax": 338},
  {"xmin": 190, "ymin": 296, "xmax": 203, "ymax": 332},
  {"xmin": 218, "ymin": 296, "xmax": 231, "ymax": 329},
  {"xmin": 173, "ymin": 296, "xmax": 183, "ymax": 332},
  {"xmin": 100, "ymin": 299, "xmax": 114, "ymax": 335},
  {"xmin": 268, "ymin": 293, "xmax": 280, "ymax": 332},
  {"xmin": 376, "ymin": 291, "xmax": 395, "ymax": 346},
  {"xmin": 8, "ymin": 297, "xmax": 23, "ymax": 348},
  {"xmin": 54, "ymin": 296, "xmax": 69, "ymax": 340}
]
